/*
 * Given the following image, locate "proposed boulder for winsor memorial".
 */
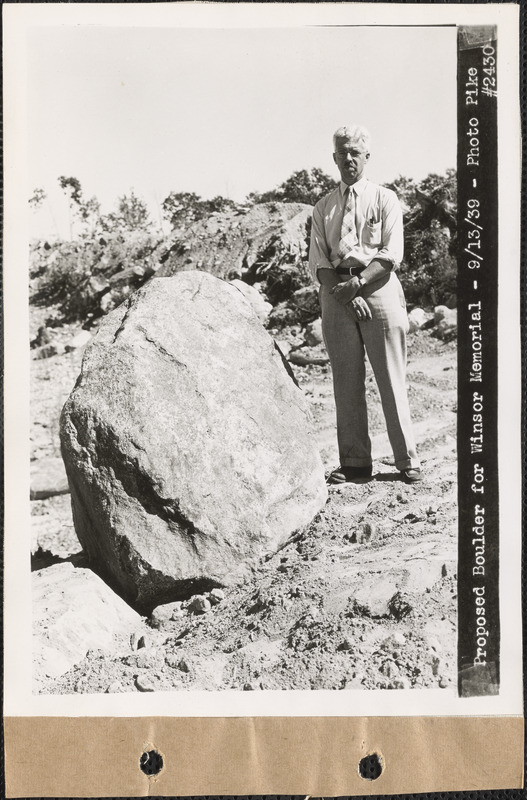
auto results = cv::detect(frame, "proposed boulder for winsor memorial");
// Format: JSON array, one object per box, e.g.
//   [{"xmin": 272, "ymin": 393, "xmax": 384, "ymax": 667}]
[{"xmin": 60, "ymin": 272, "xmax": 327, "ymax": 610}]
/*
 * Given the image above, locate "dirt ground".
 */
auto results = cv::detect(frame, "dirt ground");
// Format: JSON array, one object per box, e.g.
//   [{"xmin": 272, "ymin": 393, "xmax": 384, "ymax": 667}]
[{"xmin": 30, "ymin": 308, "xmax": 458, "ymax": 694}]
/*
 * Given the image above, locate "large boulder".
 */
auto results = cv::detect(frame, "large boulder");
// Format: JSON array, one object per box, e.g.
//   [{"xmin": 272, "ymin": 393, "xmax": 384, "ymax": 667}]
[{"xmin": 60, "ymin": 272, "xmax": 327, "ymax": 610}]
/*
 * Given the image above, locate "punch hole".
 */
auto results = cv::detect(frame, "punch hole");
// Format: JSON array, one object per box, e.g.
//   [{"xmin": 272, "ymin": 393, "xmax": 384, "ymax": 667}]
[
  {"xmin": 139, "ymin": 749, "xmax": 164, "ymax": 776},
  {"xmin": 358, "ymin": 752, "xmax": 383, "ymax": 780}
]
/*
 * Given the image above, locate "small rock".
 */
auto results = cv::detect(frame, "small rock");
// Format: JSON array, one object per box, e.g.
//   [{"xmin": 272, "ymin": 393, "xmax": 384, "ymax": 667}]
[
  {"xmin": 130, "ymin": 632, "xmax": 141, "ymax": 650},
  {"xmin": 33, "ymin": 343, "xmax": 65, "ymax": 360},
  {"xmin": 439, "ymin": 676, "xmax": 449, "ymax": 688},
  {"xmin": 99, "ymin": 293, "xmax": 115, "ymax": 313},
  {"xmin": 343, "ymin": 676, "xmax": 364, "ymax": 689},
  {"xmin": 189, "ymin": 595, "xmax": 211, "ymax": 614},
  {"xmin": 135, "ymin": 675, "xmax": 157, "ymax": 692},
  {"xmin": 355, "ymin": 521, "xmax": 377, "ymax": 544},
  {"xmin": 289, "ymin": 586, "xmax": 304, "ymax": 598},
  {"xmin": 106, "ymin": 680, "xmax": 122, "ymax": 694},
  {"xmin": 88, "ymin": 275, "xmax": 110, "ymax": 295},
  {"xmin": 288, "ymin": 346, "xmax": 329, "ymax": 366},
  {"xmin": 380, "ymin": 659, "xmax": 399, "ymax": 678},
  {"xmin": 338, "ymin": 638, "xmax": 354, "ymax": 652},
  {"xmin": 431, "ymin": 656, "xmax": 441, "ymax": 676},
  {"xmin": 150, "ymin": 601, "xmax": 184, "ymax": 628},
  {"xmin": 392, "ymin": 632, "xmax": 406, "ymax": 646},
  {"xmin": 434, "ymin": 308, "xmax": 457, "ymax": 340},
  {"xmin": 178, "ymin": 658, "xmax": 191, "ymax": 673},
  {"xmin": 404, "ymin": 512, "xmax": 426, "ymax": 524},
  {"xmin": 441, "ymin": 563, "xmax": 448, "ymax": 577},
  {"xmin": 392, "ymin": 677, "xmax": 410, "ymax": 689},
  {"xmin": 243, "ymin": 682, "xmax": 255, "ymax": 691},
  {"xmin": 65, "ymin": 330, "xmax": 92, "ymax": 352},
  {"xmin": 165, "ymin": 652, "xmax": 181, "ymax": 669},
  {"xmin": 124, "ymin": 649, "xmax": 163, "ymax": 670},
  {"xmin": 30, "ymin": 456, "xmax": 70, "ymax": 500},
  {"xmin": 31, "ymin": 326, "xmax": 52, "ymax": 349},
  {"xmin": 407, "ymin": 308, "xmax": 428, "ymax": 333},
  {"xmin": 389, "ymin": 593, "xmax": 413, "ymax": 620},
  {"xmin": 434, "ymin": 305, "xmax": 451, "ymax": 323},
  {"xmin": 304, "ymin": 318, "xmax": 323, "ymax": 347},
  {"xmin": 209, "ymin": 588, "xmax": 225, "ymax": 605}
]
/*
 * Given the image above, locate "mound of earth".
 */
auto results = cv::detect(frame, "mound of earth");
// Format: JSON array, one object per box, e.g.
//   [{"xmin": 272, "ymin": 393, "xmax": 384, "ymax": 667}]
[
  {"xmin": 30, "ymin": 203, "xmax": 314, "ymax": 327},
  {"xmin": 157, "ymin": 202, "xmax": 312, "ymax": 296}
]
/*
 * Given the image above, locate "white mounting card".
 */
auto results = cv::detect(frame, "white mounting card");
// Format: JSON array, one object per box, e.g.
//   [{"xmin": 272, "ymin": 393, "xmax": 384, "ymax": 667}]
[{"xmin": 3, "ymin": 2, "xmax": 523, "ymax": 796}]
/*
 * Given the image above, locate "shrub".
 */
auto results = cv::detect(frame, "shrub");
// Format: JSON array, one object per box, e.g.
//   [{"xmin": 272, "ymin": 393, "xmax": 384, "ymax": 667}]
[
  {"xmin": 30, "ymin": 231, "xmax": 163, "ymax": 324},
  {"xmin": 247, "ymin": 168, "xmax": 337, "ymax": 206}
]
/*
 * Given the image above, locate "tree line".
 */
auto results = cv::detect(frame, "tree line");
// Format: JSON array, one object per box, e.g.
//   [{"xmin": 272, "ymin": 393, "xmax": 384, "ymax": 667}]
[
  {"xmin": 29, "ymin": 167, "xmax": 341, "ymax": 237},
  {"xmin": 29, "ymin": 166, "xmax": 457, "ymax": 322}
]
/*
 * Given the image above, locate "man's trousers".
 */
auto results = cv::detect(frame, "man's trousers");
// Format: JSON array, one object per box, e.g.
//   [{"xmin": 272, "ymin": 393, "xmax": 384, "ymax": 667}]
[{"xmin": 319, "ymin": 272, "xmax": 420, "ymax": 471}]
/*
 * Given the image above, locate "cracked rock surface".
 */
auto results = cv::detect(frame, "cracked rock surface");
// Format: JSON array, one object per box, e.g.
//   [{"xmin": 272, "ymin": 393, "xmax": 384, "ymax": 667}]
[{"xmin": 60, "ymin": 272, "xmax": 327, "ymax": 610}]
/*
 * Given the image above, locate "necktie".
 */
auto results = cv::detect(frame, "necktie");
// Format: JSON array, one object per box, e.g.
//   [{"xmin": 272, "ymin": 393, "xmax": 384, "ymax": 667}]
[{"xmin": 338, "ymin": 187, "xmax": 358, "ymax": 260}]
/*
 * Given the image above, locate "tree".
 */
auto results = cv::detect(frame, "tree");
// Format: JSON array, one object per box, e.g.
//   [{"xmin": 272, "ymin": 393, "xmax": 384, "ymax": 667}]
[
  {"xmin": 28, "ymin": 188, "xmax": 47, "ymax": 212},
  {"xmin": 58, "ymin": 176, "xmax": 83, "ymax": 205},
  {"xmin": 395, "ymin": 169, "xmax": 457, "ymax": 307},
  {"xmin": 101, "ymin": 190, "xmax": 151, "ymax": 233},
  {"xmin": 161, "ymin": 191, "xmax": 236, "ymax": 230},
  {"xmin": 247, "ymin": 167, "xmax": 337, "ymax": 206},
  {"xmin": 384, "ymin": 176, "xmax": 418, "ymax": 210},
  {"xmin": 58, "ymin": 176, "xmax": 102, "ymax": 237},
  {"xmin": 278, "ymin": 168, "xmax": 337, "ymax": 205},
  {"xmin": 162, "ymin": 191, "xmax": 204, "ymax": 229}
]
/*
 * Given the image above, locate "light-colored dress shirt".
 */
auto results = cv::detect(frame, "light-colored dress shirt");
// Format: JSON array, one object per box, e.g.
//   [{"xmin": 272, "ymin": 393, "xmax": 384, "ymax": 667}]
[{"xmin": 309, "ymin": 177, "xmax": 404, "ymax": 282}]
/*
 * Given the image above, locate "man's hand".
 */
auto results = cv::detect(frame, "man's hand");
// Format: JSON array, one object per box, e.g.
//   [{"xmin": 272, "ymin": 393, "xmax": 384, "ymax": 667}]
[
  {"xmin": 348, "ymin": 296, "xmax": 372, "ymax": 322},
  {"xmin": 330, "ymin": 278, "xmax": 359, "ymax": 305}
]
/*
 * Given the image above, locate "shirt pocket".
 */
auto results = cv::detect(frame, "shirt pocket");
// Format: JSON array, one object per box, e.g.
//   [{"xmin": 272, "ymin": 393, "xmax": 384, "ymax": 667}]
[{"xmin": 363, "ymin": 220, "xmax": 382, "ymax": 247}]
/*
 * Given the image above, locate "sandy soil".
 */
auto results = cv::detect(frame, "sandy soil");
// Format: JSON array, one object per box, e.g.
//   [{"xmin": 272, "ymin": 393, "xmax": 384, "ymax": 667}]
[{"xmin": 30, "ymin": 308, "xmax": 458, "ymax": 694}]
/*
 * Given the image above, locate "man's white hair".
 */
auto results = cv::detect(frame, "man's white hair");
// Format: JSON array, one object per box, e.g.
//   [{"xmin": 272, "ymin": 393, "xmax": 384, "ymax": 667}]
[{"xmin": 333, "ymin": 125, "xmax": 371, "ymax": 152}]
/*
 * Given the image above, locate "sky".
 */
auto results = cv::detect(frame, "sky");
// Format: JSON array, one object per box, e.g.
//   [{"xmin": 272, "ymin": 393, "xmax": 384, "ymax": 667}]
[{"xmin": 27, "ymin": 24, "xmax": 457, "ymax": 238}]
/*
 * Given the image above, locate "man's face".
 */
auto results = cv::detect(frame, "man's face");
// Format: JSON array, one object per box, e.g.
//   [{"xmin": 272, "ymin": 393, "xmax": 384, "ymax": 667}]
[{"xmin": 333, "ymin": 136, "xmax": 370, "ymax": 185}]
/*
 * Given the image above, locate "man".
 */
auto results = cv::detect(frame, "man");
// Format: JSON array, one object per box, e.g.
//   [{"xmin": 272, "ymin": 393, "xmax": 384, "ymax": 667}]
[{"xmin": 309, "ymin": 125, "xmax": 421, "ymax": 484}]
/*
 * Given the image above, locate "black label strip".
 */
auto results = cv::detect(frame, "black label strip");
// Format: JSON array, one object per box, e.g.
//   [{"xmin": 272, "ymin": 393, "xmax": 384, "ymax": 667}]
[{"xmin": 457, "ymin": 25, "xmax": 500, "ymax": 697}]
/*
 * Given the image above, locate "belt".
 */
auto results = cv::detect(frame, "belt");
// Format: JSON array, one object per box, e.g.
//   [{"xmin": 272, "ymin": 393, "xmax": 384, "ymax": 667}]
[{"xmin": 335, "ymin": 265, "xmax": 364, "ymax": 277}]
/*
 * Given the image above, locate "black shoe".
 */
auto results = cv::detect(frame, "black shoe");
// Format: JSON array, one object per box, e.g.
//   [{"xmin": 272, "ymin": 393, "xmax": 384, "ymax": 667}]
[
  {"xmin": 400, "ymin": 467, "xmax": 423, "ymax": 484},
  {"xmin": 327, "ymin": 465, "xmax": 373, "ymax": 484}
]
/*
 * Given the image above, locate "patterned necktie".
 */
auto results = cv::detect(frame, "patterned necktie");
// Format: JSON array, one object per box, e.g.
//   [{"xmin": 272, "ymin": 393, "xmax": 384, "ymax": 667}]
[{"xmin": 338, "ymin": 187, "xmax": 358, "ymax": 259}]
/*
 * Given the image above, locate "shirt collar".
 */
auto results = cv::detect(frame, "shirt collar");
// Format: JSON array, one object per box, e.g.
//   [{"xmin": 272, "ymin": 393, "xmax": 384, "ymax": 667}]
[{"xmin": 339, "ymin": 176, "xmax": 368, "ymax": 197}]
